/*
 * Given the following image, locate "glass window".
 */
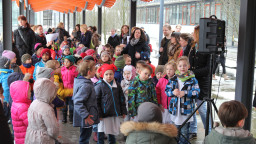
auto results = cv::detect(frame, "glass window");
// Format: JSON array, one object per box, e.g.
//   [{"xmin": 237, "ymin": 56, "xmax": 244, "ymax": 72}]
[
  {"xmin": 43, "ymin": 10, "xmax": 52, "ymax": 27},
  {"xmin": 204, "ymin": 4, "xmax": 210, "ymax": 18},
  {"xmin": 215, "ymin": 3, "xmax": 221, "ymax": 19},
  {"xmin": 171, "ymin": 5, "xmax": 177, "ymax": 25},
  {"xmin": 178, "ymin": 5, "xmax": 182, "ymax": 24},
  {"xmin": 165, "ymin": 7, "xmax": 170, "ymax": 24},
  {"xmin": 182, "ymin": 5, "xmax": 187, "ymax": 25},
  {"xmin": 156, "ymin": 7, "xmax": 160, "ymax": 24},
  {"xmin": 190, "ymin": 5, "xmax": 196, "ymax": 25}
]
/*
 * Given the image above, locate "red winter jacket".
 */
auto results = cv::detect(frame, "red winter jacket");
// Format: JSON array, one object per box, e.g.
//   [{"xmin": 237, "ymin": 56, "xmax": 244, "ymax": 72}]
[
  {"xmin": 156, "ymin": 75, "xmax": 171, "ymax": 109},
  {"xmin": 10, "ymin": 81, "xmax": 31, "ymax": 144}
]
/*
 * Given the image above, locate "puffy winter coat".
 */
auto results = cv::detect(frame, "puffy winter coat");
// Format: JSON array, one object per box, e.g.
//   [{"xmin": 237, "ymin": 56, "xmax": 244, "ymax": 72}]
[
  {"xmin": 11, "ymin": 64, "xmax": 22, "ymax": 73},
  {"xmin": 14, "ymin": 26, "xmax": 35, "ymax": 57},
  {"xmin": 31, "ymin": 53, "xmax": 41, "ymax": 66},
  {"xmin": 73, "ymin": 77, "xmax": 99, "ymax": 127},
  {"xmin": 54, "ymin": 74, "xmax": 73, "ymax": 99},
  {"xmin": 0, "ymin": 102, "xmax": 13, "ymax": 144},
  {"xmin": 121, "ymin": 121, "xmax": 178, "ymax": 144},
  {"xmin": 33, "ymin": 59, "xmax": 46, "ymax": 80},
  {"xmin": 25, "ymin": 78, "xmax": 59, "ymax": 144},
  {"xmin": 95, "ymin": 79, "xmax": 127, "ymax": 118},
  {"xmin": 0, "ymin": 69, "xmax": 13, "ymax": 103},
  {"xmin": 19, "ymin": 65, "xmax": 35, "ymax": 79},
  {"xmin": 121, "ymin": 40, "xmax": 150, "ymax": 67},
  {"xmin": 114, "ymin": 68, "xmax": 123, "ymax": 83},
  {"xmin": 10, "ymin": 81, "xmax": 31, "ymax": 144},
  {"xmin": 156, "ymin": 75, "xmax": 171, "ymax": 109},
  {"xmin": 61, "ymin": 65, "xmax": 78, "ymax": 89}
]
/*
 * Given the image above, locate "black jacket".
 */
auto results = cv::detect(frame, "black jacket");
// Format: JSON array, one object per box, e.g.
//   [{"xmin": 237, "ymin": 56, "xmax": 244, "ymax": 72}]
[
  {"xmin": 56, "ymin": 28, "xmax": 70, "ymax": 45},
  {"xmin": 80, "ymin": 31, "xmax": 92, "ymax": 48},
  {"xmin": 0, "ymin": 102, "xmax": 13, "ymax": 144},
  {"xmin": 95, "ymin": 80, "xmax": 127, "ymax": 118},
  {"xmin": 121, "ymin": 40, "xmax": 149, "ymax": 66},
  {"xmin": 14, "ymin": 26, "xmax": 36, "ymax": 56},
  {"xmin": 158, "ymin": 37, "xmax": 171, "ymax": 65},
  {"xmin": 35, "ymin": 34, "xmax": 51, "ymax": 49},
  {"xmin": 188, "ymin": 46, "xmax": 211, "ymax": 100},
  {"xmin": 107, "ymin": 35, "xmax": 120, "ymax": 48}
]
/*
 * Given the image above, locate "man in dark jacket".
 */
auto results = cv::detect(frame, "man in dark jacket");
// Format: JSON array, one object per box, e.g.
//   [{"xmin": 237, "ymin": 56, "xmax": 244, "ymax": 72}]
[{"xmin": 107, "ymin": 29, "xmax": 120, "ymax": 48}]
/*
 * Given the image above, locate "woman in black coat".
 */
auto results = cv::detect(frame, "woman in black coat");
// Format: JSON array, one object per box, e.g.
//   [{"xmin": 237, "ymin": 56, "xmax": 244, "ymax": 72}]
[
  {"xmin": 34, "ymin": 25, "xmax": 52, "ymax": 49},
  {"xmin": 107, "ymin": 28, "xmax": 120, "ymax": 48},
  {"xmin": 80, "ymin": 24, "xmax": 92, "ymax": 48},
  {"xmin": 179, "ymin": 33, "xmax": 193, "ymax": 57},
  {"xmin": 55, "ymin": 22, "xmax": 70, "ymax": 45},
  {"xmin": 13, "ymin": 15, "xmax": 35, "ymax": 57},
  {"xmin": 121, "ymin": 28, "xmax": 149, "ymax": 67}
]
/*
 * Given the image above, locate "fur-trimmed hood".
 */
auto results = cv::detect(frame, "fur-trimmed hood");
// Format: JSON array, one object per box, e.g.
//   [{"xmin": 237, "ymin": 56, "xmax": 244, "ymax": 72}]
[{"xmin": 120, "ymin": 121, "xmax": 178, "ymax": 138}]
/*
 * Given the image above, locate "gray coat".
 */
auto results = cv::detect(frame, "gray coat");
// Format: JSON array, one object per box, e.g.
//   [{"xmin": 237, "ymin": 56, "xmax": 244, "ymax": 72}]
[
  {"xmin": 25, "ymin": 78, "xmax": 59, "ymax": 144},
  {"xmin": 73, "ymin": 77, "xmax": 99, "ymax": 127}
]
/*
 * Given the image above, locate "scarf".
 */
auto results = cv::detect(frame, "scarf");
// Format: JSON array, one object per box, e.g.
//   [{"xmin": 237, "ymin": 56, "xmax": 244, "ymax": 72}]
[
  {"xmin": 23, "ymin": 63, "xmax": 32, "ymax": 68},
  {"xmin": 111, "ymin": 33, "xmax": 117, "ymax": 38},
  {"xmin": 175, "ymin": 70, "xmax": 195, "ymax": 82},
  {"xmin": 130, "ymin": 38, "xmax": 139, "ymax": 46}
]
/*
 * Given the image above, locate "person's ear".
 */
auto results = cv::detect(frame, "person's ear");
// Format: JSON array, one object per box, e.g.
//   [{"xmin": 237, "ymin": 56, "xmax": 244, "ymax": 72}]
[{"xmin": 237, "ymin": 119, "xmax": 245, "ymax": 128}]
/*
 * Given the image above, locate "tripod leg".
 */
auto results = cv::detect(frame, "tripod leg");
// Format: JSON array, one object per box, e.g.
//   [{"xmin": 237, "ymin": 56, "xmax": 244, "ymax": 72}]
[{"xmin": 205, "ymin": 101, "xmax": 210, "ymax": 136}]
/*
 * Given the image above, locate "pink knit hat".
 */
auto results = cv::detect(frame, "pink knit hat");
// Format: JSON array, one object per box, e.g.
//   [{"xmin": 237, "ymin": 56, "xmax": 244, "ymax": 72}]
[{"xmin": 2, "ymin": 50, "xmax": 16, "ymax": 60}]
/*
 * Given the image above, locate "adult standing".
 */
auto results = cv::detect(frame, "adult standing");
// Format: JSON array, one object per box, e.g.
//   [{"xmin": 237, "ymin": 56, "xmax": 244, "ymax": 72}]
[
  {"xmin": 120, "ymin": 25, "xmax": 130, "ymax": 47},
  {"xmin": 75, "ymin": 24, "xmax": 81, "ymax": 41},
  {"xmin": 14, "ymin": 15, "xmax": 35, "ymax": 57},
  {"xmin": 141, "ymin": 27, "xmax": 150, "ymax": 45},
  {"xmin": 159, "ymin": 24, "xmax": 172, "ymax": 65},
  {"xmin": 179, "ymin": 33, "xmax": 193, "ymax": 57},
  {"xmin": 88, "ymin": 26, "xmax": 101, "ymax": 49},
  {"xmin": 121, "ymin": 28, "xmax": 149, "ymax": 66},
  {"xmin": 188, "ymin": 25, "xmax": 211, "ymax": 140},
  {"xmin": 168, "ymin": 32, "xmax": 182, "ymax": 62},
  {"xmin": 107, "ymin": 28, "xmax": 120, "ymax": 48},
  {"xmin": 34, "ymin": 25, "xmax": 53, "ymax": 49},
  {"xmin": 55, "ymin": 22, "xmax": 70, "ymax": 45},
  {"xmin": 80, "ymin": 24, "xmax": 92, "ymax": 48}
]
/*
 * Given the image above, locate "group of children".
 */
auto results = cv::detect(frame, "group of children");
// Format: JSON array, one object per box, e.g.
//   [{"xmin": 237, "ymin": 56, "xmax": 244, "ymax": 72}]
[{"xmin": 0, "ymin": 24, "xmax": 255, "ymax": 144}]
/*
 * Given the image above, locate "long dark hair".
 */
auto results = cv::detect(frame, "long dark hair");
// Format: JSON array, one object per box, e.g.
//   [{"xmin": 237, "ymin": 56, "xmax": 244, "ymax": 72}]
[
  {"xmin": 129, "ymin": 28, "xmax": 146, "ymax": 43},
  {"xmin": 18, "ymin": 15, "xmax": 30, "ymax": 29},
  {"xmin": 121, "ymin": 25, "xmax": 129, "ymax": 35}
]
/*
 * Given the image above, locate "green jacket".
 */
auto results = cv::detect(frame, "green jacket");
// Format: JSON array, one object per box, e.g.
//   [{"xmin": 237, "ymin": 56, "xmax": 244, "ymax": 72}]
[
  {"xmin": 204, "ymin": 128, "xmax": 256, "ymax": 144},
  {"xmin": 120, "ymin": 121, "xmax": 177, "ymax": 144}
]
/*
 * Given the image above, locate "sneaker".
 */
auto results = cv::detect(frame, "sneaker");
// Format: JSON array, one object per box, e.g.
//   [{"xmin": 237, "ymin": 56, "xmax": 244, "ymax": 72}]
[{"xmin": 189, "ymin": 133, "xmax": 197, "ymax": 141}]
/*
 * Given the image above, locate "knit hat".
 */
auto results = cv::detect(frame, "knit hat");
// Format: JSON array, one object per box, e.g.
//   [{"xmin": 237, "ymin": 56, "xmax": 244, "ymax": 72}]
[
  {"xmin": 98, "ymin": 64, "xmax": 117, "ymax": 78},
  {"xmin": 80, "ymin": 52, "xmax": 87, "ymax": 58},
  {"xmin": 114, "ymin": 56, "xmax": 125, "ymax": 69},
  {"xmin": 0, "ymin": 56, "xmax": 10, "ymax": 69},
  {"xmin": 101, "ymin": 51, "xmax": 111, "ymax": 60},
  {"xmin": 83, "ymin": 55, "xmax": 94, "ymax": 61},
  {"xmin": 85, "ymin": 49, "xmax": 95, "ymax": 57},
  {"xmin": 65, "ymin": 55, "xmax": 76, "ymax": 64},
  {"xmin": 140, "ymin": 52, "xmax": 150, "ymax": 61},
  {"xmin": 137, "ymin": 102, "xmax": 162, "ymax": 123},
  {"xmin": 155, "ymin": 65, "xmax": 165, "ymax": 74},
  {"xmin": 2, "ymin": 50, "xmax": 16, "ymax": 60},
  {"xmin": 34, "ymin": 43, "xmax": 43, "ymax": 51},
  {"xmin": 36, "ymin": 67, "xmax": 54, "ymax": 79},
  {"xmin": 21, "ymin": 54, "xmax": 32, "ymax": 64},
  {"xmin": 41, "ymin": 49, "xmax": 51, "ymax": 57},
  {"xmin": 123, "ymin": 65, "xmax": 136, "ymax": 80},
  {"xmin": 61, "ymin": 45, "xmax": 70, "ymax": 51}
]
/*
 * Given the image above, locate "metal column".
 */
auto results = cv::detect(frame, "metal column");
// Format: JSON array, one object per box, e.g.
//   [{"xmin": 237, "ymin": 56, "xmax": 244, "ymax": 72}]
[
  {"xmin": 82, "ymin": 10, "xmax": 86, "ymax": 24},
  {"xmin": 98, "ymin": 7, "xmax": 102, "ymax": 37},
  {"xmin": 63, "ymin": 12, "xmax": 65, "ymax": 24},
  {"xmin": 235, "ymin": 0, "xmax": 256, "ymax": 131},
  {"xmin": 73, "ymin": 7, "xmax": 77, "ymax": 30},
  {"xmin": 129, "ymin": 0, "xmax": 136, "ymax": 35},
  {"xmin": 30, "ymin": 10, "xmax": 35, "ymax": 25},
  {"xmin": 19, "ymin": 0, "xmax": 24, "ymax": 15},
  {"xmin": 59, "ymin": 12, "xmax": 61, "ymax": 23},
  {"xmin": 159, "ymin": 0, "xmax": 164, "ymax": 48},
  {"xmin": 2, "ymin": 0, "xmax": 12, "ymax": 50},
  {"xmin": 67, "ymin": 11, "xmax": 70, "ymax": 33}
]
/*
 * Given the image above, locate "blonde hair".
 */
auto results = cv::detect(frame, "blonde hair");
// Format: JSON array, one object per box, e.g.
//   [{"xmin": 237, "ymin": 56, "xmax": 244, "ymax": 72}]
[
  {"xmin": 45, "ymin": 60, "xmax": 60, "ymax": 70},
  {"xmin": 80, "ymin": 24, "xmax": 88, "ymax": 33},
  {"xmin": 176, "ymin": 56, "xmax": 190, "ymax": 65},
  {"xmin": 78, "ymin": 60, "xmax": 96, "ymax": 76},
  {"xmin": 164, "ymin": 60, "xmax": 177, "ymax": 73},
  {"xmin": 57, "ymin": 22, "xmax": 64, "ymax": 28}
]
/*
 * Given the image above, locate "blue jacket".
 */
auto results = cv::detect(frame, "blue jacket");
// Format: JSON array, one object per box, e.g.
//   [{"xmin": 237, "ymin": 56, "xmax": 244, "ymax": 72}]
[
  {"xmin": 165, "ymin": 76, "xmax": 200, "ymax": 115},
  {"xmin": 114, "ymin": 68, "xmax": 123, "ymax": 83},
  {"xmin": 33, "ymin": 60, "xmax": 46, "ymax": 80},
  {"xmin": 31, "ymin": 54, "xmax": 41, "ymax": 66},
  {"xmin": 95, "ymin": 79, "xmax": 127, "ymax": 118},
  {"xmin": 73, "ymin": 77, "xmax": 99, "ymax": 127},
  {"xmin": 0, "ymin": 69, "xmax": 13, "ymax": 103}
]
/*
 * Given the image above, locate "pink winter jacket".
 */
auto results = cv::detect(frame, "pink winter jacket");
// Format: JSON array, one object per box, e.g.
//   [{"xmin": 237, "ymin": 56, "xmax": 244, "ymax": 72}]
[
  {"xmin": 61, "ymin": 65, "xmax": 78, "ymax": 89},
  {"xmin": 10, "ymin": 81, "xmax": 31, "ymax": 144},
  {"xmin": 156, "ymin": 75, "xmax": 171, "ymax": 109}
]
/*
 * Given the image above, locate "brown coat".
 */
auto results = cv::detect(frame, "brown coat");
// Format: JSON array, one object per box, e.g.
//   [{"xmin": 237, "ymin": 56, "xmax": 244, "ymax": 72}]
[{"xmin": 168, "ymin": 46, "xmax": 182, "ymax": 62}]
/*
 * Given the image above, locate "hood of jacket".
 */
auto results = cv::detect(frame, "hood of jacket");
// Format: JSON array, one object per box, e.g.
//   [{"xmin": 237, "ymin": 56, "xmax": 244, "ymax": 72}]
[
  {"xmin": 75, "ymin": 76, "xmax": 93, "ymax": 85},
  {"xmin": 34, "ymin": 78, "xmax": 57, "ymax": 104},
  {"xmin": 10, "ymin": 80, "xmax": 31, "ymax": 104},
  {"xmin": 120, "ymin": 121, "xmax": 178, "ymax": 138}
]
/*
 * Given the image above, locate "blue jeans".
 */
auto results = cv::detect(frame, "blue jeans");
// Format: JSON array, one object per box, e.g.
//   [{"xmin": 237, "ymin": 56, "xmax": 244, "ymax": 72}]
[
  {"xmin": 177, "ymin": 122, "xmax": 190, "ymax": 144},
  {"xmin": 189, "ymin": 99, "xmax": 211, "ymax": 133},
  {"xmin": 79, "ymin": 127, "xmax": 92, "ymax": 144},
  {"xmin": 97, "ymin": 132, "xmax": 116, "ymax": 144}
]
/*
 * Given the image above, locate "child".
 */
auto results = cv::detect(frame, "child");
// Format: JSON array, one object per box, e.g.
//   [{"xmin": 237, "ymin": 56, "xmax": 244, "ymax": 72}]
[
  {"xmin": 59, "ymin": 45, "xmax": 71, "ymax": 64},
  {"xmin": 10, "ymin": 80, "xmax": 31, "ymax": 144},
  {"xmin": 0, "ymin": 56, "xmax": 13, "ymax": 118},
  {"xmin": 153, "ymin": 65, "xmax": 164, "ymax": 85},
  {"xmin": 120, "ymin": 102, "xmax": 178, "ymax": 144},
  {"xmin": 156, "ymin": 61, "xmax": 176, "ymax": 124},
  {"xmin": 19, "ymin": 54, "xmax": 35, "ymax": 82},
  {"xmin": 91, "ymin": 64, "xmax": 102, "ymax": 84},
  {"xmin": 135, "ymin": 60, "xmax": 146, "ymax": 75},
  {"xmin": 100, "ymin": 51, "xmax": 113, "ymax": 64},
  {"xmin": 104, "ymin": 44, "xmax": 113, "ymax": 53},
  {"xmin": 112, "ymin": 45, "xmax": 122, "ymax": 62},
  {"xmin": 121, "ymin": 65, "xmax": 136, "ymax": 121},
  {"xmin": 25, "ymin": 78, "xmax": 59, "ymax": 144},
  {"xmin": 141, "ymin": 52, "xmax": 155, "ymax": 78},
  {"xmin": 33, "ymin": 48, "xmax": 51, "ymax": 80},
  {"xmin": 204, "ymin": 100, "xmax": 256, "ymax": 144},
  {"xmin": 32, "ymin": 43, "xmax": 43, "ymax": 66},
  {"xmin": 114, "ymin": 56, "xmax": 125, "ymax": 83},
  {"xmin": 2, "ymin": 50, "xmax": 22, "ymax": 73},
  {"xmin": 73, "ymin": 60, "xmax": 99, "ymax": 144},
  {"xmin": 128, "ymin": 63, "xmax": 157, "ymax": 121},
  {"xmin": 124, "ymin": 55, "xmax": 132, "ymax": 66},
  {"xmin": 165, "ymin": 56, "xmax": 200, "ymax": 144},
  {"xmin": 95, "ymin": 64, "xmax": 127, "ymax": 144},
  {"xmin": 61, "ymin": 55, "xmax": 78, "ymax": 123},
  {"xmin": 85, "ymin": 49, "xmax": 97, "ymax": 63}
]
